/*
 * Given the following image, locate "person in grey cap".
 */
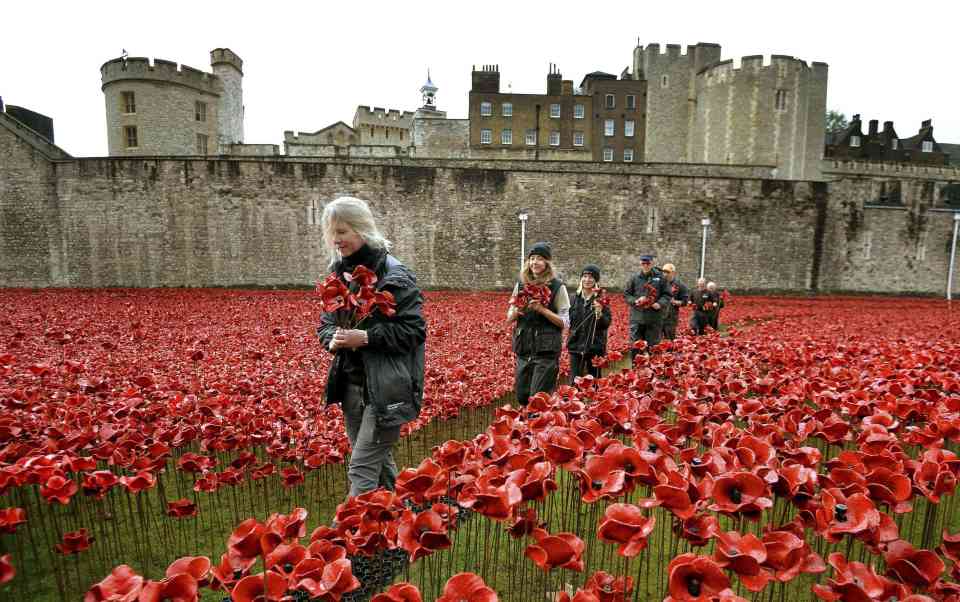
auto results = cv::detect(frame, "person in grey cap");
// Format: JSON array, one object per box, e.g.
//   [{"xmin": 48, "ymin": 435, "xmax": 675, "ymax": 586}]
[
  {"xmin": 507, "ymin": 242, "xmax": 570, "ymax": 405},
  {"xmin": 567, "ymin": 264, "xmax": 612, "ymax": 382},
  {"xmin": 624, "ymin": 254, "xmax": 671, "ymax": 360}
]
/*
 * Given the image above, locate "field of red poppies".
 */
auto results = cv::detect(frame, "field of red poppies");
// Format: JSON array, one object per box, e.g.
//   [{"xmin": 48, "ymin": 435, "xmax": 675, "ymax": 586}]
[{"xmin": 1, "ymin": 289, "xmax": 959, "ymax": 602}]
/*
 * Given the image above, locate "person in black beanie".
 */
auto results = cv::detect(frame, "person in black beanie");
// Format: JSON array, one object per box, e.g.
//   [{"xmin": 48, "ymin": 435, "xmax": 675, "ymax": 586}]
[
  {"xmin": 567, "ymin": 264, "xmax": 612, "ymax": 383},
  {"xmin": 507, "ymin": 241, "xmax": 570, "ymax": 405},
  {"xmin": 316, "ymin": 197, "xmax": 426, "ymax": 500}
]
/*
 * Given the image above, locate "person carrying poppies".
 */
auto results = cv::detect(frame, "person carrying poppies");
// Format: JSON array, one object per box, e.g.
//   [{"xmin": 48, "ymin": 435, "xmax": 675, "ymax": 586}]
[
  {"xmin": 566, "ymin": 264, "xmax": 611, "ymax": 383},
  {"xmin": 507, "ymin": 242, "xmax": 570, "ymax": 406},
  {"xmin": 316, "ymin": 197, "xmax": 426, "ymax": 499},
  {"xmin": 623, "ymin": 254, "xmax": 671, "ymax": 360}
]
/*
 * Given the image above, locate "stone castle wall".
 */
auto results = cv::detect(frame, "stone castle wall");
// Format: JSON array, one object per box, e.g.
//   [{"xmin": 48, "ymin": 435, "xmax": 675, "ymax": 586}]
[{"xmin": 2, "ymin": 121, "xmax": 958, "ymax": 295}]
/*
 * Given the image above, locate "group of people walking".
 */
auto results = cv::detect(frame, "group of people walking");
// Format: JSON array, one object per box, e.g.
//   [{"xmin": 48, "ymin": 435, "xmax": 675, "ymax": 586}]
[
  {"xmin": 509, "ymin": 243, "xmax": 725, "ymax": 406},
  {"xmin": 313, "ymin": 196, "xmax": 724, "ymax": 502}
]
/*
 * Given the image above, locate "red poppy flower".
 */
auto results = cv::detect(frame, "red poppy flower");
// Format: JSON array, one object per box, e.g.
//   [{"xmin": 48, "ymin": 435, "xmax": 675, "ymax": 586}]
[
  {"xmin": 165, "ymin": 556, "xmax": 211, "ymax": 586},
  {"xmin": 435, "ymin": 573, "xmax": 498, "ymax": 602},
  {"xmin": 396, "ymin": 458, "xmax": 448, "ymax": 504},
  {"xmin": 264, "ymin": 543, "xmax": 308, "ymax": 579},
  {"xmin": 138, "ymin": 573, "xmax": 199, "ymax": 602},
  {"xmin": 261, "ymin": 508, "xmax": 308, "ymax": 553},
  {"xmin": 209, "ymin": 553, "xmax": 256, "ymax": 592},
  {"xmin": 814, "ymin": 490, "xmax": 881, "ymax": 543},
  {"xmin": 458, "ymin": 472, "xmax": 522, "ymax": 521},
  {"xmin": 557, "ymin": 592, "xmax": 601, "ymax": 602},
  {"xmin": 939, "ymin": 530, "xmax": 960, "ymax": 564},
  {"xmin": 40, "ymin": 472, "xmax": 79, "ymax": 504},
  {"xmin": 506, "ymin": 461, "xmax": 558, "ymax": 502},
  {"xmin": 583, "ymin": 570, "xmax": 634, "ymax": 602},
  {"xmin": 761, "ymin": 530, "xmax": 825, "ymax": 583},
  {"xmin": 302, "ymin": 558, "xmax": 360, "ymax": 599},
  {"xmin": 0, "ymin": 554, "xmax": 13, "ymax": 585},
  {"xmin": 371, "ymin": 582, "xmax": 423, "ymax": 602},
  {"xmin": 666, "ymin": 554, "xmax": 732, "ymax": 602},
  {"xmin": 883, "ymin": 539, "xmax": 944, "ymax": 589},
  {"xmin": 575, "ymin": 454, "xmax": 626, "ymax": 504},
  {"xmin": 250, "ymin": 463, "xmax": 276, "ymax": 481},
  {"xmin": 538, "ymin": 428, "xmax": 585, "ymax": 467},
  {"xmin": 56, "ymin": 529, "xmax": 94, "ymax": 555},
  {"xmin": 317, "ymin": 273, "xmax": 354, "ymax": 313},
  {"xmin": 707, "ymin": 472, "xmax": 773, "ymax": 519},
  {"xmin": 231, "ymin": 571, "xmax": 287, "ymax": 602},
  {"xmin": 0, "ymin": 507, "xmax": 26, "ymax": 534},
  {"xmin": 508, "ymin": 507, "xmax": 544, "ymax": 539},
  {"xmin": 435, "ymin": 440, "xmax": 468, "ymax": 469},
  {"xmin": 398, "ymin": 508, "xmax": 452, "ymax": 561},
  {"xmin": 119, "ymin": 470, "xmax": 156, "ymax": 494},
  {"xmin": 81, "ymin": 470, "xmax": 120, "ymax": 499},
  {"xmin": 193, "ymin": 472, "xmax": 219, "ymax": 493},
  {"xmin": 228, "ymin": 518, "xmax": 266, "ymax": 561},
  {"xmin": 596, "ymin": 503, "xmax": 655, "ymax": 558},
  {"xmin": 85, "ymin": 565, "xmax": 144, "ymax": 602},
  {"xmin": 714, "ymin": 531, "xmax": 771, "ymax": 592},
  {"xmin": 281, "ymin": 467, "xmax": 304, "ymax": 488},
  {"xmin": 653, "ymin": 471, "xmax": 700, "ymax": 520},
  {"xmin": 166, "ymin": 498, "xmax": 197, "ymax": 518},
  {"xmin": 865, "ymin": 467, "xmax": 913, "ymax": 513},
  {"xmin": 674, "ymin": 513, "xmax": 719, "ymax": 547},
  {"xmin": 525, "ymin": 528, "xmax": 585, "ymax": 572},
  {"xmin": 813, "ymin": 552, "xmax": 905, "ymax": 602}
]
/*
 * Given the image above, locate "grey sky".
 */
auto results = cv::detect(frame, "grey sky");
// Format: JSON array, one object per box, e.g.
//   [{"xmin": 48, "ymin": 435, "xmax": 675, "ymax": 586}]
[{"xmin": 3, "ymin": 1, "xmax": 957, "ymax": 158}]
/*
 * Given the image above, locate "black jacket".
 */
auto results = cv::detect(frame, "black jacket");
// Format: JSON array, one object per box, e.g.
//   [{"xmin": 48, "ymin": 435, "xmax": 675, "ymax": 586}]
[
  {"xmin": 566, "ymin": 292, "xmax": 612, "ymax": 355},
  {"xmin": 664, "ymin": 279, "xmax": 690, "ymax": 321},
  {"xmin": 317, "ymin": 252, "xmax": 427, "ymax": 429},
  {"xmin": 690, "ymin": 289, "xmax": 721, "ymax": 315},
  {"xmin": 512, "ymin": 278, "xmax": 564, "ymax": 357},
  {"xmin": 624, "ymin": 269, "xmax": 672, "ymax": 324}
]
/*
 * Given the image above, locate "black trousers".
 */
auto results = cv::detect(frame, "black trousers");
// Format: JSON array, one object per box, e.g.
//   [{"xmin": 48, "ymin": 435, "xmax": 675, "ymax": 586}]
[
  {"xmin": 662, "ymin": 317, "xmax": 679, "ymax": 340},
  {"xmin": 569, "ymin": 352, "xmax": 601, "ymax": 383},
  {"xmin": 630, "ymin": 320, "xmax": 662, "ymax": 361},
  {"xmin": 515, "ymin": 353, "xmax": 559, "ymax": 406},
  {"xmin": 690, "ymin": 312, "xmax": 711, "ymax": 335}
]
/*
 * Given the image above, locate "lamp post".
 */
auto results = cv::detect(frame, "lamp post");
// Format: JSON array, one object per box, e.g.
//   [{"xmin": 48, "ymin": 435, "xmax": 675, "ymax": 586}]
[
  {"xmin": 699, "ymin": 217, "xmax": 711, "ymax": 280},
  {"xmin": 948, "ymin": 212, "xmax": 960, "ymax": 301},
  {"xmin": 518, "ymin": 210, "xmax": 529, "ymax": 271}
]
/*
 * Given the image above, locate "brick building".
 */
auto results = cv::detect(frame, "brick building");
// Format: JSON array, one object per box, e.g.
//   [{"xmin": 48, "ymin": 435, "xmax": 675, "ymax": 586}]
[{"xmin": 825, "ymin": 115, "xmax": 949, "ymax": 165}]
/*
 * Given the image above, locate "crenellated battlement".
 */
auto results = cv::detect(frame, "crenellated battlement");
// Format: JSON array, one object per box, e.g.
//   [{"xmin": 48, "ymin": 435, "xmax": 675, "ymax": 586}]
[
  {"xmin": 697, "ymin": 54, "xmax": 828, "ymax": 81},
  {"xmin": 353, "ymin": 106, "xmax": 414, "ymax": 127},
  {"xmin": 210, "ymin": 48, "xmax": 243, "ymax": 75},
  {"xmin": 100, "ymin": 56, "xmax": 222, "ymax": 95}
]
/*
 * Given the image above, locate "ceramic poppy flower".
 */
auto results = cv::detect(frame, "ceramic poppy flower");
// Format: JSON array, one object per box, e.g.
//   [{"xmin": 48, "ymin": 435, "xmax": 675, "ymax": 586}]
[
  {"xmin": 398, "ymin": 508, "xmax": 452, "ymax": 561},
  {"xmin": 883, "ymin": 539, "xmax": 945, "ymax": 589},
  {"xmin": 371, "ymin": 582, "xmax": 423, "ymax": 602},
  {"xmin": 666, "ymin": 553, "xmax": 732, "ymax": 601},
  {"xmin": 138, "ymin": 573, "xmax": 199, "ymax": 602},
  {"xmin": 714, "ymin": 531, "xmax": 771, "ymax": 592},
  {"xmin": 508, "ymin": 507, "xmax": 545, "ymax": 539},
  {"xmin": 119, "ymin": 470, "xmax": 156, "ymax": 494},
  {"xmin": 166, "ymin": 498, "xmax": 197, "ymax": 518},
  {"xmin": 674, "ymin": 513, "xmax": 719, "ymax": 548},
  {"xmin": 435, "ymin": 572, "xmax": 498, "ymax": 602},
  {"xmin": 165, "ymin": 556, "xmax": 211, "ymax": 586},
  {"xmin": 231, "ymin": 571, "xmax": 287, "ymax": 602},
  {"xmin": 261, "ymin": 507, "xmax": 308, "ymax": 553},
  {"xmin": 583, "ymin": 570, "xmax": 633, "ymax": 602},
  {"xmin": 814, "ymin": 489, "xmax": 881, "ymax": 543},
  {"xmin": 939, "ymin": 530, "xmax": 960, "ymax": 564},
  {"xmin": 264, "ymin": 543, "xmax": 308, "ymax": 579},
  {"xmin": 81, "ymin": 470, "xmax": 120, "ymax": 499},
  {"xmin": 507, "ymin": 461, "xmax": 558, "ymax": 503},
  {"xmin": 575, "ymin": 455, "xmax": 626, "ymax": 504},
  {"xmin": 0, "ymin": 507, "xmax": 26, "ymax": 534},
  {"xmin": 56, "ymin": 529, "xmax": 94, "ymax": 555},
  {"xmin": 760, "ymin": 530, "xmax": 825, "ymax": 583},
  {"xmin": 228, "ymin": 518, "xmax": 266, "ymax": 561},
  {"xmin": 209, "ymin": 552, "xmax": 256, "ymax": 592},
  {"xmin": 524, "ymin": 528, "xmax": 585, "ymax": 572},
  {"xmin": 707, "ymin": 472, "xmax": 773, "ymax": 519},
  {"xmin": 0, "ymin": 554, "xmax": 13, "ymax": 585},
  {"xmin": 812, "ymin": 552, "xmax": 906, "ymax": 602},
  {"xmin": 84, "ymin": 565, "xmax": 144, "ymax": 602},
  {"xmin": 40, "ymin": 472, "xmax": 79, "ymax": 504},
  {"xmin": 596, "ymin": 503, "xmax": 655, "ymax": 558},
  {"xmin": 458, "ymin": 472, "xmax": 522, "ymax": 521},
  {"xmin": 538, "ymin": 427, "xmax": 585, "ymax": 467},
  {"xmin": 653, "ymin": 471, "xmax": 700, "ymax": 520},
  {"xmin": 396, "ymin": 458, "xmax": 448, "ymax": 504}
]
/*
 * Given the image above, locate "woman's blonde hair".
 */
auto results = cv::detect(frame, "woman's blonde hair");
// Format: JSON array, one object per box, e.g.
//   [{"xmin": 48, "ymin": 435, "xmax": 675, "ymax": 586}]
[
  {"xmin": 321, "ymin": 196, "xmax": 391, "ymax": 267},
  {"xmin": 520, "ymin": 256, "xmax": 555, "ymax": 285}
]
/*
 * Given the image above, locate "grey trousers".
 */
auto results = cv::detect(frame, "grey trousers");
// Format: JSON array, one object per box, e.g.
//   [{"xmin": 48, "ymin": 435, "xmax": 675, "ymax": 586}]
[
  {"xmin": 342, "ymin": 384, "xmax": 400, "ymax": 498},
  {"xmin": 515, "ymin": 353, "xmax": 559, "ymax": 406}
]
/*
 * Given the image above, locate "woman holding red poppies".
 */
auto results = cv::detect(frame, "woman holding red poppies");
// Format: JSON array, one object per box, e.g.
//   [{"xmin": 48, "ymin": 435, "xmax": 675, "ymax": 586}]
[
  {"xmin": 316, "ymin": 197, "xmax": 426, "ymax": 499},
  {"xmin": 566, "ymin": 264, "xmax": 611, "ymax": 382},
  {"xmin": 507, "ymin": 242, "xmax": 570, "ymax": 406}
]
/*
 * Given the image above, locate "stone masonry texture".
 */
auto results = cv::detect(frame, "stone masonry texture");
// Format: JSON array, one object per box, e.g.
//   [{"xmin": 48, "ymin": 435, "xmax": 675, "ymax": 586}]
[{"xmin": 2, "ymin": 122, "xmax": 959, "ymax": 295}]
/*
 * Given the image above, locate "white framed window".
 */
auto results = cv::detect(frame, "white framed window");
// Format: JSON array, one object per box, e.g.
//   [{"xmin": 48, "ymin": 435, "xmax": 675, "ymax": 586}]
[
  {"xmin": 604, "ymin": 119, "xmax": 615, "ymax": 137},
  {"xmin": 480, "ymin": 128, "xmax": 492, "ymax": 144},
  {"xmin": 525, "ymin": 129, "xmax": 537, "ymax": 145},
  {"xmin": 624, "ymin": 120, "xmax": 635, "ymax": 137},
  {"xmin": 480, "ymin": 102, "xmax": 492, "ymax": 116},
  {"xmin": 196, "ymin": 133, "xmax": 208, "ymax": 154},
  {"xmin": 626, "ymin": 95, "xmax": 636, "ymax": 110},
  {"xmin": 922, "ymin": 140, "xmax": 934, "ymax": 153},
  {"xmin": 775, "ymin": 89, "xmax": 787, "ymax": 111},
  {"xmin": 124, "ymin": 125, "xmax": 138, "ymax": 148},
  {"xmin": 891, "ymin": 138, "xmax": 899, "ymax": 150},
  {"xmin": 574, "ymin": 104, "xmax": 585, "ymax": 119},
  {"xmin": 549, "ymin": 131, "xmax": 560, "ymax": 146},
  {"xmin": 624, "ymin": 148, "xmax": 634, "ymax": 162},
  {"xmin": 660, "ymin": 75, "xmax": 669, "ymax": 88},
  {"xmin": 195, "ymin": 101, "xmax": 207, "ymax": 122},
  {"xmin": 501, "ymin": 129, "xmax": 512, "ymax": 145},
  {"xmin": 573, "ymin": 131, "xmax": 584, "ymax": 147},
  {"xmin": 121, "ymin": 91, "xmax": 136, "ymax": 114},
  {"xmin": 602, "ymin": 147, "xmax": 614, "ymax": 162},
  {"xmin": 850, "ymin": 135, "xmax": 861, "ymax": 148},
  {"xmin": 502, "ymin": 102, "xmax": 513, "ymax": 117},
  {"xmin": 604, "ymin": 94, "xmax": 615, "ymax": 109},
  {"xmin": 550, "ymin": 103, "xmax": 561, "ymax": 118}
]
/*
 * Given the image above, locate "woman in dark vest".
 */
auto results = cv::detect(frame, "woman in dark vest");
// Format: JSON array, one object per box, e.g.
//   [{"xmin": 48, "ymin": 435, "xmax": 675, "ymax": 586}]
[
  {"xmin": 316, "ymin": 197, "xmax": 426, "ymax": 499},
  {"xmin": 507, "ymin": 242, "xmax": 570, "ymax": 406},
  {"xmin": 567, "ymin": 264, "xmax": 612, "ymax": 382}
]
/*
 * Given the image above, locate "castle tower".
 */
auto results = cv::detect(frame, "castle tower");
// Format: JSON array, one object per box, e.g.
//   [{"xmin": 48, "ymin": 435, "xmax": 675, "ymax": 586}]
[
  {"xmin": 210, "ymin": 48, "xmax": 244, "ymax": 147},
  {"xmin": 414, "ymin": 69, "xmax": 447, "ymax": 119}
]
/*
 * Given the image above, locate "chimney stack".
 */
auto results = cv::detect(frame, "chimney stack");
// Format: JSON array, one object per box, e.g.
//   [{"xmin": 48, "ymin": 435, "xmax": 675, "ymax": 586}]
[{"xmin": 868, "ymin": 120, "xmax": 878, "ymax": 136}]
